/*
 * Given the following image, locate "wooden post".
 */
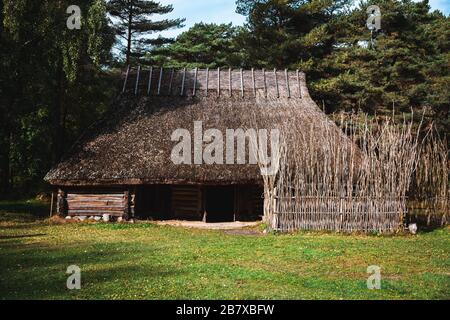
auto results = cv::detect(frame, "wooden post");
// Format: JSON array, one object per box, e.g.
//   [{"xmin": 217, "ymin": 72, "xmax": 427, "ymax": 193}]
[
  {"xmin": 157, "ymin": 67, "xmax": 163, "ymax": 95},
  {"xmin": 251, "ymin": 68, "xmax": 256, "ymax": 97},
  {"xmin": 205, "ymin": 67, "xmax": 209, "ymax": 96},
  {"xmin": 56, "ymin": 189, "xmax": 67, "ymax": 217},
  {"xmin": 147, "ymin": 67, "xmax": 153, "ymax": 95},
  {"xmin": 240, "ymin": 68, "xmax": 244, "ymax": 98},
  {"xmin": 49, "ymin": 192, "xmax": 54, "ymax": 218},
  {"xmin": 217, "ymin": 67, "xmax": 221, "ymax": 96},
  {"xmin": 168, "ymin": 68, "xmax": 174, "ymax": 95},
  {"xmin": 274, "ymin": 68, "xmax": 279, "ymax": 98},
  {"xmin": 193, "ymin": 67, "xmax": 198, "ymax": 96},
  {"xmin": 180, "ymin": 68, "xmax": 186, "ymax": 96},
  {"xmin": 263, "ymin": 69, "xmax": 267, "ymax": 98},
  {"xmin": 229, "ymin": 68, "xmax": 232, "ymax": 97},
  {"xmin": 122, "ymin": 65, "xmax": 130, "ymax": 93},
  {"xmin": 296, "ymin": 69, "xmax": 301, "ymax": 98},
  {"xmin": 124, "ymin": 190, "xmax": 130, "ymax": 220},
  {"xmin": 285, "ymin": 69, "xmax": 290, "ymax": 98},
  {"xmin": 134, "ymin": 65, "xmax": 141, "ymax": 96}
]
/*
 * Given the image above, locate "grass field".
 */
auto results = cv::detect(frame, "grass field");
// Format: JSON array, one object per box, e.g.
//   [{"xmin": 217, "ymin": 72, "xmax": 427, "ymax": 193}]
[{"xmin": 0, "ymin": 200, "xmax": 449, "ymax": 300}]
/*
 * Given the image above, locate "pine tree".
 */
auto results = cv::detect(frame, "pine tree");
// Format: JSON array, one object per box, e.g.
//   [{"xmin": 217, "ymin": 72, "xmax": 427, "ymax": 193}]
[
  {"xmin": 107, "ymin": 0, "xmax": 185, "ymax": 65},
  {"xmin": 150, "ymin": 23, "xmax": 244, "ymax": 68}
]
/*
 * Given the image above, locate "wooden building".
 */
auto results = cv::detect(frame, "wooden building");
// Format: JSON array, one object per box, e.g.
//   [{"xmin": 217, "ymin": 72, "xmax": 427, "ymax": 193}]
[{"xmin": 45, "ymin": 67, "xmax": 353, "ymax": 222}]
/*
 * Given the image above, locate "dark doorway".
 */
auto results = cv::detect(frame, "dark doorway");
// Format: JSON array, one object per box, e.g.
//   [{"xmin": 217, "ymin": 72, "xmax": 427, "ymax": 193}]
[
  {"xmin": 205, "ymin": 186, "xmax": 235, "ymax": 222},
  {"xmin": 135, "ymin": 185, "xmax": 171, "ymax": 219}
]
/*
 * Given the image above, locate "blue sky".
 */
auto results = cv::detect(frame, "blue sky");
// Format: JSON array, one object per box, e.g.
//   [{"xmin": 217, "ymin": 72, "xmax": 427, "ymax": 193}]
[{"xmin": 157, "ymin": 0, "xmax": 449, "ymax": 39}]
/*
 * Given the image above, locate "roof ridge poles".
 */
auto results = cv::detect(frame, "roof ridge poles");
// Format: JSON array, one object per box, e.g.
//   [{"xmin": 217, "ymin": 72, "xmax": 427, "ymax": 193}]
[
  {"xmin": 180, "ymin": 68, "xmax": 186, "ymax": 96},
  {"xmin": 205, "ymin": 68, "xmax": 209, "ymax": 97},
  {"xmin": 296, "ymin": 69, "xmax": 301, "ymax": 98},
  {"xmin": 251, "ymin": 68, "xmax": 256, "ymax": 97},
  {"xmin": 157, "ymin": 67, "xmax": 163, "ymax": 95},
  {"xmin": 168, "ymin": 68, "xmax": 174, "ymax": 95},
  {"xmin": 134, "ymin": 65, "xmax": 141, "ymax": 96},
  {"xmin": 217, "ymin": 67, "xmax": 221, "ymax": 96},
  {"xmin": 285, "ymin": 69, "xmax": 291, "ymax": 98},
  {"xmin": 147, "ymin": 67, "xmax": 153, "ymax": 95},
  {"xmin": 262, "ymin": 68, "xmax": 267, "ymax": 99},
  {"xmin": 193, "ymin": 67, "xmax": 198, "ymax": 96},
  {"xmin": 229, "ymin": 68, "xmax": 232, "ymax": 97},
  {"xmin": 240, "ymin": 68, "xmax": 244, "ymax": 98},
  {"xmin": 274, "ymin": 68, "xmax": 279, "ymax": 98},
  {"xmin": 122, "ymin": 65, "xmax": 130, "ymax": 93}
]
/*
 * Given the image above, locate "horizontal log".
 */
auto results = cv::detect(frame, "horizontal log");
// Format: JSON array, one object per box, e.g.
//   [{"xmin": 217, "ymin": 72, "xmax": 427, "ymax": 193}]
[
  {"xmin": 68, "ymin": 209, "xmax": 124, "ymax": 214},
  {"xmin": 68, "ymin": 206, "xmax": 125, "ymax": 211}
]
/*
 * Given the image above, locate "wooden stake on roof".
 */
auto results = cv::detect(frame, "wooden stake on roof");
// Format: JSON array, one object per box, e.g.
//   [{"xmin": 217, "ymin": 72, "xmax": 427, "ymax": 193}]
[
  {"xmin": 229, "ymin": 68, "xmax": 232, "ymax": 97},
  {"xmin": 217, "ymin": 67, "xmax": 220, "ymax": 96},
  {"xmin": 274, "ymin": 68, "xmax": 279, "ymax": 98},
  {"xmin": 240, "ymin": 68, "xmax": 244, "ymax": 98},
  {"xmin": 193, "ymin": 67, "xmax": 198, "ymax": 96},
  {"xmin": 263, "ymin": 68, "xmax": 267, "ymax": 98},
  {"xmin": 122, "ymin": 65, "xmax": 130, "ymax": 93},
  {"xmin": 180, "ymin": 68, "xmax": 186, "ymax": 96},
  {"xmin": 135, "ymin": 66, "xmax": 141, "ymax": 96},
  {"xmin": 296, "ymin": 70, "xmax": 301, "ymax": 98},
  {"xmin": 168, "ymin": 68, "xmax": 174, "ymax": 95},
  {"xmin": 147, "ymin": 67, "xmax": 153, "ymax": 95},
  {"xmin": 285, "ymin": 69, "xmax": 290, "ymax": 98},
  {"xmin": 157, "ymin": 67, "xmax": 163, "ymax": 95},
  {"xmin": 251, "ymin": 68, "xmax": 256, "ymax": 97},
  {"xmin": 205, "ymin": 68, "xmax": 209, "ymax": 96}
]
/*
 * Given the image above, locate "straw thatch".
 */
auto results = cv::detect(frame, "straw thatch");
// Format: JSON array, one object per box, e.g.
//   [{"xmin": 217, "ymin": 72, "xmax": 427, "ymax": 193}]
[{"xmin": 45, "ymin": 68, "xmax": 358, "ymax": 187}]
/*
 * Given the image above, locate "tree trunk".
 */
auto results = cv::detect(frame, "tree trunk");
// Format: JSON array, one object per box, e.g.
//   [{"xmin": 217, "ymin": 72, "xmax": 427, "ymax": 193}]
[{"xmin": 53, "ymin": 60, "xmax": 66, "ymax": 164}]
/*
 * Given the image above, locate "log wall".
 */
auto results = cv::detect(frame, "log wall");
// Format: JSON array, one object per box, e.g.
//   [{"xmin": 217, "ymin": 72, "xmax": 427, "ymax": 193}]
[{"xmin": 65, "ymin": 192, "xmax": 127, "ymax": 217}]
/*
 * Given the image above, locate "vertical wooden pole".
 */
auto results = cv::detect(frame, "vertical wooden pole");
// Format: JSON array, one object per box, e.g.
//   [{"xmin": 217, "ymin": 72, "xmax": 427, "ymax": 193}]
[
  {"xmin": 147, "ymin": 67, "xmax": 153, "ymax": 95},
  {"xmin": 49, "ymin": 192, "xmax": 54, "ymax": 218},
  {"xmin": 263, "ymin": 69, "xmax": 267, "ymax": 98},
  {"xmin": 193, "ymin": 67, "xmax": 198, "ymax": 96},
  {"xmin": 229, "ymin": 68, "xmax": 232, "ymax": 97},
  {"xmin": 274, "ymin": 68, "xmax": 279, "ymax": 98},
  {"xmin": 205, "ymin": 67, "xmax": 209, "ymax": 96},
  {"xmin": 168, "ymin": 68, "xmax": 174, "ymax": 95},
  {"xmin": 217, "ymin": 68, "xmax": 221, "ymax": 96},
  {"xmin": 240, "ymin": 68, "xmax": 244, "ymax": 98},
  {"xmin": 122, "ymin": 65, "xmax": 130, "ymax": 93},
  {"xmin": 157, "ymin": 67, "xmax": 163, "ymax": 95},
  {"xmin": 296, "ymin": 69, "xmax": 301, "ymax": 98},
  {"xmin": 134, "ymin": 65, "xmax": 141, "ymax": 96},
  {"xmin": 180, "ymin": 68, "xmax": 186, "ymax": 96},
  {"xmin": 285, "ymin": 69, "xmax": 290, "ymax": 98},
  {"xmin": 251, "ymin": 68, "xmax": 256, "ymax": 97}
]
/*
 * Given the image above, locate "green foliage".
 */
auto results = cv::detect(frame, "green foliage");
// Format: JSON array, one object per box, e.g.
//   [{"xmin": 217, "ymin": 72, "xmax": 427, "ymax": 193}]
[
  {"xmin": 150, "ymin": 23, "xmax": 245, "ymax": 68},
  {"xmin": 0, "ymin": 0, "xmax": 115, "ymax": 195},
  {"xmin": 107, "ymin": 0, "xmax": 185, "ymax": 64}
]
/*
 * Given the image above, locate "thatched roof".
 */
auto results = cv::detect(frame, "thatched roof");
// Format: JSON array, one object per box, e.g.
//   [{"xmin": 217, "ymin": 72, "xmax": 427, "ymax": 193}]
[{"xmin": 45, "ymin": 68, "xmax": 357, "ymax": 186}]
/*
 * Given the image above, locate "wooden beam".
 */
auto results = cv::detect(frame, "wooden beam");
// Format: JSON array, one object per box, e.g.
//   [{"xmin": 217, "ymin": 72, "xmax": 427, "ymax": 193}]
[
  {"xmin": 285, "ymin": 69, "xmax": 290, "ymax": 98},
  {"xmin": 180, "ymin": 68, "xmax": 186, "ymax": 96},
  {"xmin": 122, "ymin": 65, "xmax": 130, "ymax": 93},
  {"xmin": 147, "ymin": 67, "xmax": 153, "ymax": 95},
  {"xmin": 157, "ymin": 67, "xmax": 163, "ymax": 95},
  {"xmin": 193, "ymin": 67, "xmax": 198, "ymax": 96},
  {"xmin": 134, "ymin": 65, "xmax": 141, "ymax": 96}
]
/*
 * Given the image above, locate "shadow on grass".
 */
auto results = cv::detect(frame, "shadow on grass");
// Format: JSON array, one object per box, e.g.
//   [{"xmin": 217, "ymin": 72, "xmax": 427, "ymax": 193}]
[
  {"xmin": 0, "ymin": 241, "xmax": 185, "ymax": 299},
  {"xmin": 0, "ymin": 200, "xmax": 49, "ymax": 222},
  {"xmin": 0, "ymin": 233, "xmax": 47, "ymax": 240}
]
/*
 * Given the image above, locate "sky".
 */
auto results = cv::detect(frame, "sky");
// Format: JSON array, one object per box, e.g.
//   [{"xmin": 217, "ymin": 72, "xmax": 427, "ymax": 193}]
[{"xmin": 157, "ymin": 0, "xmax": 450, "ymax": 39}]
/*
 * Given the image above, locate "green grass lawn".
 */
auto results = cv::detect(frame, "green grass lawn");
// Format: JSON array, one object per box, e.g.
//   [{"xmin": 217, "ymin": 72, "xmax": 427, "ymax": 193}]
[{"xmin": 0, "ymin": 200, "xmax": 449, "ymax": 300}]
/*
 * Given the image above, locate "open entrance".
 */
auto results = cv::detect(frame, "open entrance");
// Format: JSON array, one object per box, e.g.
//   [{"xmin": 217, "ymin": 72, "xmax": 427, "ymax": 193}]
[
  {"xmin": 134, "ymin": 184, "xmax": 263, "ymax": 222},
  {"xmin": 204, "ymin": 186, "xmax": 235, "ymax": 222}
]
